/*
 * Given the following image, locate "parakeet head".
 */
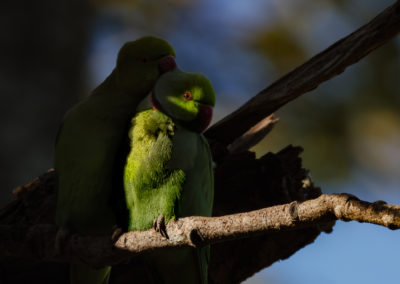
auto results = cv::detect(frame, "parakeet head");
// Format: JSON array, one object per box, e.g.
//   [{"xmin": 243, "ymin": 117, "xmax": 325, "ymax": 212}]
[
  {"xmin": 152, "ymin": 69, "xmax": 216, "ymax": 133},
  {"xmin": 115, "ymin": 36, "xmax": 176, "ymax": 94}
]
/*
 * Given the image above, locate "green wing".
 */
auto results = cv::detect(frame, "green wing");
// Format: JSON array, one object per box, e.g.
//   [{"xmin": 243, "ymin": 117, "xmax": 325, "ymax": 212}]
[{"xmin": 55, "ymin": 98, "xmax": 118, "ymax": 234}]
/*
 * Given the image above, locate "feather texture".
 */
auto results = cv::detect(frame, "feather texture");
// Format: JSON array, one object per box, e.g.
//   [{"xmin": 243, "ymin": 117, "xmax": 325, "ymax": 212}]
[{"xmin": 123, "ymin": 69, "xmax": 215, "ymax": 283}]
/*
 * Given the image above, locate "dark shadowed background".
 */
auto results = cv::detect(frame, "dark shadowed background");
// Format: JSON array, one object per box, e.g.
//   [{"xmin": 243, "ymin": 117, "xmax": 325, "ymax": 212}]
[{"xmin": 1, "ymin": 0, "xmax": 399, "ymax": 283}]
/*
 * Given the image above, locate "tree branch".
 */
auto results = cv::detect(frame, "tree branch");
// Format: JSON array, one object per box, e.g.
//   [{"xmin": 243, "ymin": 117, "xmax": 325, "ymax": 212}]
[
  {"xmin": 227, "ymin": 114, "xmax": 279, "ymax": 154},
  {"xmin": 205, "ymin": 0, "xmax": 400, "ymax": 145},
  {"xmin": 117, "ymin": 193, "xmax": 400, "ymax": 249},
  {"xmin": 1, "ymin": 194, "xmax": 399, "ymax": 268}
]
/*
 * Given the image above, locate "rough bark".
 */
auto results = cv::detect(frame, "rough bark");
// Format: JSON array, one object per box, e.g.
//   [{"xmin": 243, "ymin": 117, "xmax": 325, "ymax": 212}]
[
  {"xmin": 227, "ymin": 114, "xmax": 279, "ymax": 154},
  {"xmin": 0, "ymin": 146, "xmax": 321, "ymax": 283},
  {"xmin": 4, "ymin": 193, "xmax": 399, "ymax": 264},
  {"xmin": 2, "ymin": 165, "xmax": 400, "ymax": 284}
]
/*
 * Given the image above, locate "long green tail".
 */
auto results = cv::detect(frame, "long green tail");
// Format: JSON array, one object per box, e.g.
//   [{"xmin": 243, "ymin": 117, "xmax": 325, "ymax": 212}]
[{"xmin": 70, "ymin": 263, "xmax": 111, "ymax": 284}]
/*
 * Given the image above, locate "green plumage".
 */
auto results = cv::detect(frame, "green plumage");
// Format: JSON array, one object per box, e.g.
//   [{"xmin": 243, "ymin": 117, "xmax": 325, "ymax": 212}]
[
  {"xmin": 123, "ymin": 69, "xmax": 215, "ymax": 283},
  {"xmin": 124, "ymin": 110, "xmax": 185, "ymax": 231},
  {"xmin": 54, "ymin": 36, "xmax": 175, "ymax": 284}
]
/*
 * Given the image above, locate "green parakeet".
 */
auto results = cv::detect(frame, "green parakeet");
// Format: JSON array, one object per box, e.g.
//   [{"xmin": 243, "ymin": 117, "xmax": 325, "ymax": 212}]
[
  {"xmin": 123, "ymin": 68, "xmax": 216, "ymax": 284},
  {"xmin": 54, "ymin": 36, "xmax": 176, "ymax": 284}
]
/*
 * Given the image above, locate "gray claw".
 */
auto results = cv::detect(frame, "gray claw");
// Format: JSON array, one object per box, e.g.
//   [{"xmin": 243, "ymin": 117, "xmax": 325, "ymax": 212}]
[
  {"xmin": 111, "ymin": 225, "xmax": 123, "ymax": 243},
  {"xmin": 153, "ymin": 215, "xmax": 168, "ymax": 239},
  {"xmin": 55, "ymin": 227, "xmax": 71, "ymax": 255}
]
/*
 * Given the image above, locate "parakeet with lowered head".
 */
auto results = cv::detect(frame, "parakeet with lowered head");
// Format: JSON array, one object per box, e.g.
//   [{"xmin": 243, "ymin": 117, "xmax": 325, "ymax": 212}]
[
  {"xmin": 123, "ymin": 68, "xmax": 216, "ymax": 283},
  {"xmin": 54, "ymin": 36, "xmax": 176, "ymax": 284}
]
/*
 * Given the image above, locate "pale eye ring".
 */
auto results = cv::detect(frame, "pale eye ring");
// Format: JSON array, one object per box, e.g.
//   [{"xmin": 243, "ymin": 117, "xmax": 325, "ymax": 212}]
[{"xmin": 182, "ymin": 92, "xmax": 193, "ymax": 101}]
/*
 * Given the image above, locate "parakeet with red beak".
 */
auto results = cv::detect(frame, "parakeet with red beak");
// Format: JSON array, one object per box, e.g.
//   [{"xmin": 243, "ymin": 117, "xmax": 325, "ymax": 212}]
[
  {"xmin": 54, "ymin": 36, "xmax": 176, "ymax": 284},
  {"xmin": 123, "ymin": 68, "xmax": 216, "ymax": 283}
]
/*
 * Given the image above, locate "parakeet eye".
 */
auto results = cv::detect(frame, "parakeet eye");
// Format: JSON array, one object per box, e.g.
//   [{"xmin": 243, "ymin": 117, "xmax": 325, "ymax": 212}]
[
  {"xmin": 182, "ymin": 92, "xmax": 193, "ymax": 101},
  {"xmin": 140, "ymin": 56, "xmax": 150, "ymax": 64}
]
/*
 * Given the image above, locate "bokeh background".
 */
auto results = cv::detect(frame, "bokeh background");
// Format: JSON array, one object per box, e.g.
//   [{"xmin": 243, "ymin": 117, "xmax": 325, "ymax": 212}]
[{"xmin": 1, "ymin": 0, "xmax": 399, "ymax": 283}]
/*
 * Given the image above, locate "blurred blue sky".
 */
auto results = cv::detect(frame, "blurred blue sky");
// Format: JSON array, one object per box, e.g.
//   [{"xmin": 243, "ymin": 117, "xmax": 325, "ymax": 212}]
[
  {"xmin": 246, "ymin": 218, "xmax": 400, "ymax": 284},
  {"xmin": 85, "ymin": 0, "xmax": 399, "ymax": 283}
]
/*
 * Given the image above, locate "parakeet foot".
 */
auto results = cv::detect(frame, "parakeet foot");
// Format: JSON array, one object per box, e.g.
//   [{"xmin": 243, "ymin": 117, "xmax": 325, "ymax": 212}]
[
  {"xmin": 153, "ymin": 215, "xmax": 168, "ymax": 239},
  {"xmin": 55, "ymin": 227, "xmax": 71, "ymax": 255}
]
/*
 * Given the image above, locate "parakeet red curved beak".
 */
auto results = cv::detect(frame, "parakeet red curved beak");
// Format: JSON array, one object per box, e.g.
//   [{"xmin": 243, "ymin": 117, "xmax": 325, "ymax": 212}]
[
  {"xmin": 196, "ymin": 105, "xmax": 213, "ymax": 133},
  {"xmin": 159, "ymin": 55, "xmax": 177, "ymax": 73}
]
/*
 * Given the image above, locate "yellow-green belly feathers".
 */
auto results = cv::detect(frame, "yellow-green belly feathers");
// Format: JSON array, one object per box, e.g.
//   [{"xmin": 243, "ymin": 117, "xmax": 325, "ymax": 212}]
[{"xmin": 123, "ymin": 109, "xmax": 214, "ymax": 284}]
